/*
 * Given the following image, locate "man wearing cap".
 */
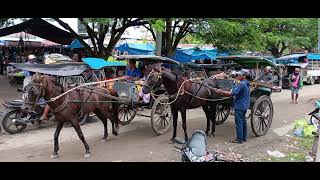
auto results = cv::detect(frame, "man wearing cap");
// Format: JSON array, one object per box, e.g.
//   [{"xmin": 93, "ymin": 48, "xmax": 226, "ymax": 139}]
[
  {"xmin": 23, "ymin": 54, "xmax": 37, "ymax": 77},
  {"xmin": 215, "ymin": 69, "xmax": 250, "ymax": 144},
  {"xmin": 257, "ymin": 66, "xmax": 273, "ymax": 84}
]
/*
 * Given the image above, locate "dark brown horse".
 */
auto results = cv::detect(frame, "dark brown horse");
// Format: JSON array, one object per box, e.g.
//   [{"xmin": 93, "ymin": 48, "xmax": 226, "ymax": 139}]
[
  {"xmin": 24, "ymin": 74, "xmax": 120, "ymax": 158},
  {"xmin": 144, "ymin": 66, "xmax": 229, "ymax": 143}
]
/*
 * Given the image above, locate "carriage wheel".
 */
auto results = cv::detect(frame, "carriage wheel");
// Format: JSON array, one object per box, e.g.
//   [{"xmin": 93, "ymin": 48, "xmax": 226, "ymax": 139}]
[
  {"xmin": 250, "ymin": 95, "xmax": 273, "ymax": 137},
  {"xmin": 215, "ymin": 103, "xmax": 231, "ymax": 125},
  {"xmin": 118, "ymin": 104, "xmax": 136, "ymax": 126},
  {"xmin": 151, "ymin": 95, "xmax": 172, "ymax": 135}
]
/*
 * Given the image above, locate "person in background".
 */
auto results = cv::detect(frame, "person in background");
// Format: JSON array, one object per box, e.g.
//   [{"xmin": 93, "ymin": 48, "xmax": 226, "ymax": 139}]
[
  {"xmin": 23, "ymin": 55, "xmax": 37, "ymax": 77},
  {"xmin": 125, "ymin": 59, "xmax": 142, "ymax": 80},
  {"xmin": 215, "ymin": 69, "xmax": 250, "ymax": 144},
  {"xmin": 289, "ymin": 68, "xmax": 303, "ymax": 104},
  {"xmin": 256, "ymin": 66, "xmax": 273, "ymax": 84}
]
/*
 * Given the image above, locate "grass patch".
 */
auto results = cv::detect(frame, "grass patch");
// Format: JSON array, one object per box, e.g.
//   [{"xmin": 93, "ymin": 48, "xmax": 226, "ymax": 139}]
[
  {"xmin": 262, "ymin": 135, "xmax": 315, "ymax": 162},
  {"xmin": 298, "ymin": 137, "xmax": 314, "ymax": 150},
  {"xmin": 269, "ymin": 152, "xmax": 306, "ymax": 162}
]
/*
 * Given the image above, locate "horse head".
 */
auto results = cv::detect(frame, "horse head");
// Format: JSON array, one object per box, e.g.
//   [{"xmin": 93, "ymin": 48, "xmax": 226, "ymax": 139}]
[
  {"xmin": 142, "ymin": 64, "xmax": 164, "ymax": 93},
  {"xmin": 24, "ymin": 74, "xmax": 58, "ymax": 109}
]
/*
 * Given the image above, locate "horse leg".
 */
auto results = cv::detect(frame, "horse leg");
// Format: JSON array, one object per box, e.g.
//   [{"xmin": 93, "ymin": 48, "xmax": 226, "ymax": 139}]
[
  {"xmin": 95, "ymin": 111, "xmax": 108, "ymax": 139},
  {"xmin": 50, "ymin": 121, "xmax": 64, "ymax": 159},
  {"xmin": 71, "ymin": 119, "xmax": 91, "ymax": 158},
  {"xmin": 180, "ymin": 109, "xmax": 188, "ymax": 142},
  {"xmin": 111, "ymin": 120, "xmax": 119, "ymax": 136},
  {"xmin": 202, "ymin": 105, "xmax": 211, "ymax": 136},
  {"xmin": 170, "ymin": 107, "xmax": 178, "ymax": 143},
  {"xmin": 210, "ymin": 104, "xmax": 217, "ymax": 137}
]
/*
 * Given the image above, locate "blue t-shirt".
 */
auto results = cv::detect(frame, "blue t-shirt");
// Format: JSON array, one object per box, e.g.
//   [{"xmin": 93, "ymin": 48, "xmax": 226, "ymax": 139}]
[
  {"xmin": 125, "ymin": 67, "xmax": 142, "ymax": 78},
  {"xmin": 231, "ymin": 80, "xmax": 250, "ymax": 110}
]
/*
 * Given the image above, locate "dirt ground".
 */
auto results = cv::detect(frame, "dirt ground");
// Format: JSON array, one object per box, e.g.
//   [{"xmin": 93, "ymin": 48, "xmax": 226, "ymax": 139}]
[{"xmin": 0, "ymin": 75, "xmax": 319, "ymax": 162}]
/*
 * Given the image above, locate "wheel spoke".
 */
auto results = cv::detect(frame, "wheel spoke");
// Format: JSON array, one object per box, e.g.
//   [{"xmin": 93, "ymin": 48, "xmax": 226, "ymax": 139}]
[
  {"xmin": 7, "ymin": 122, "xmax": 15, "ymax": 129},
  {"xmin": 221, "ymin": 110, "xmax": 226, "ymax": 119},
  {"xmin": 128, "ymin": 109, "xmax": 133, "ymax": 118},
  {"xmin": 119, "ymin": 111, "xmax": 125, "ymax": 120}
]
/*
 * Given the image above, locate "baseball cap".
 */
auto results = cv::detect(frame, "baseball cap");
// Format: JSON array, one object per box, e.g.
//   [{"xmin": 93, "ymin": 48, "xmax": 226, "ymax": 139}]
[{"xmin": 236, "ymin": 69, "xmax": 249, "ymax": 76}]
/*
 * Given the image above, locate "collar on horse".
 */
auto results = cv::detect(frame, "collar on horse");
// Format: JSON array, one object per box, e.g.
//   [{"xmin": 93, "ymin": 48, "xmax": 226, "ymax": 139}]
[{"xmin": 50, "ymin": 91, "xmax": 69, "ymax": 113}]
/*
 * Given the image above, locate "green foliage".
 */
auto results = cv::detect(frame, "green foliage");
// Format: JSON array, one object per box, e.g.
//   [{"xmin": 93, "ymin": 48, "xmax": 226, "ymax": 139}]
[{"xmin": 196, "ymin": 18, "xmax": 318, "ymax": 56}]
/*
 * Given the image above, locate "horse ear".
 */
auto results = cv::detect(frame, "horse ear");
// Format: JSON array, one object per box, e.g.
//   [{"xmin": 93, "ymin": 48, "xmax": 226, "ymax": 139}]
[{"xmin": 41, "ymin": 75, "xmax": 48, "ymax": 88}]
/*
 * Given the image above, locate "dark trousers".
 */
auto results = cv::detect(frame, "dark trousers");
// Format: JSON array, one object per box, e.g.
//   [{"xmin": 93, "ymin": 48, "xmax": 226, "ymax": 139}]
[
  {"xmin": 234, "ymin": 109, "xmax": 247, "ymax": 143},
  {"xmin": 0, "ymin": 63, "xmax": 3, "ymax": 75}
]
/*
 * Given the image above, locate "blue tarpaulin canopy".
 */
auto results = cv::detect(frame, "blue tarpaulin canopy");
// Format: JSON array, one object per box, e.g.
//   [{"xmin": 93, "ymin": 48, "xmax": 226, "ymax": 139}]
[
  {"xmin": 307, "ymin": 53, "xmax": 320, "ymax": 60},
  {"xmin": 115, "ymin": 43, "xmax": 155, "ymax": 55},
  {"xmin": 173, "ymin": 47, "xmax": 218, "ymax": 62},
  {"xmin": 82, "ymin": 57, "xmax": 126, "ymax": 70},
  {"xmin": 68, "ymin": 39, "xmax": 84, "ymax": 49},
  {"xmin": 0, "ymin": 40, "xmax": 6, "ymax": 46},
  {"xmin": 274, "ymin": 54, "xmax": 307, "ymax": 64}
]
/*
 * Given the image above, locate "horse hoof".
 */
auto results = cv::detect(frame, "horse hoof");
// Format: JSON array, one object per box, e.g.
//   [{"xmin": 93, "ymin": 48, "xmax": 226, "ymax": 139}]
[
  {"xmin": 50, "ymin": 154, "xmax": 58, "ymax": 159},
  {"xmin": 112, "ymin": 131, "xmax": 119, "ymax": 136},
  {"xmin": 211, "ymin": 133, "xmax": 215, "ymax": 137},
  {"xmin": 84, "ymin": 153, "xmax": 91, "ymax": 158}
]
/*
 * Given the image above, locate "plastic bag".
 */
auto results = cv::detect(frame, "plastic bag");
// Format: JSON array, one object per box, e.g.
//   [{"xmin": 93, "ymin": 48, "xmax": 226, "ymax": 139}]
[
  {"xmin": 294, "ymin": 119, "xmax": 308, "ymax": 130},
  {"xmin": 303, "ymin": 125, "xmax": 316, "ymax": 138},
  {"xmin": 316, "ymin": 100, "xmax": 320, "ymax": 109},
  {"xmin": 293, "ymin": 127, "xmax": 303, "ymax": 137}
]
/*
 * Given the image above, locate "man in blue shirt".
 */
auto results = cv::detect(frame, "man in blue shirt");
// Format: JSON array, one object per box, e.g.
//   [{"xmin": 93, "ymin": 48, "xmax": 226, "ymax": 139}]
[
  {"xmin": 216, "ymin": 69, "xmax": 250, "ymax": 144},
  {"xmin": 125, "ymin": 59, "xmax": 142, "ymax": 80}
]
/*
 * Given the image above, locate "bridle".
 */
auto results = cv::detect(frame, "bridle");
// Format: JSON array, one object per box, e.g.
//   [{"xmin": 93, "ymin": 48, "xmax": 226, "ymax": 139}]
[
  {"xmin": 25, "ymin": 75, "xmax": 56, "ymax": 105},
  {"xmin": 145, "ymin": 67, "xmax": 163, "ymax": 92}
]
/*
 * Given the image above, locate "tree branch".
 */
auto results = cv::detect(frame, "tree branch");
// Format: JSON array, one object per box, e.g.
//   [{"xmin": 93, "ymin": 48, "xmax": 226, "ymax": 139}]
[
  {"xmin": 143, "ymin": 24, "xmax": 156, "ymax": 41},
  {"xmin": 79, "ymin": 18, "xmax": 98, "ymax": 53},
  {"xmin": 52, "ymin": 18, "xmax": 93, "ymax": 55}
]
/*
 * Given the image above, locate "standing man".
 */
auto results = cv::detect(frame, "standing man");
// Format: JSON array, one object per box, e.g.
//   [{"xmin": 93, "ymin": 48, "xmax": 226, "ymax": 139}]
[
  {"xmin": 289, "ymin": 68, "xmax": 303, "ymax": 104},
  {"xmin": 215, "ymin": 69, "xmax": 251, "ymax": 144},
  {"xmin": 256, "ymin": 66, "xmax": 273, "ymax": 84}
]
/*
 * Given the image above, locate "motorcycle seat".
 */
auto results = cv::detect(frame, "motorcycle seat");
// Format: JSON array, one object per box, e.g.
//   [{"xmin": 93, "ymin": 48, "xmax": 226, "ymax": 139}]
[{"xmin": 186, "ymin": 130, "xmax": 207, "ymax": 157}]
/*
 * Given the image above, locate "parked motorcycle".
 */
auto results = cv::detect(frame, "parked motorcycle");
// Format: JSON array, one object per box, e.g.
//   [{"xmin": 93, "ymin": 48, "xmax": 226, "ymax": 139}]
[
  {"xmin": 172, "ymin": 130, "xmax": 225, "ymax": 162},
  {"xmin": 1, "ymin": 88, "xmax": 88, "ymax": 134},
  {"xmin": 309, "ymin": 100, "xmax": 320, "ymax": 158}
]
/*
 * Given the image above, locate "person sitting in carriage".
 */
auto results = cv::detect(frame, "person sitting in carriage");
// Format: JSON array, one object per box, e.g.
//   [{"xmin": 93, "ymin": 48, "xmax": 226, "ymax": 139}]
[
  {"xmin": 124, "ymin": 59, "xmax": 151, "ymax": 104},
  {"xmin": 256, "ymin": 66, "xmax": 273, "ymax": 84},
  {"xmin": 125, "ymin": 59, "xmax": 142, "ymax": 80}
]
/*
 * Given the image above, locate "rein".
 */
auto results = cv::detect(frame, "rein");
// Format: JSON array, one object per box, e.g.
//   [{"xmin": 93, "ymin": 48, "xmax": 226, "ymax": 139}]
[{"xmin": 149, "ymin": 72, "xmax": 232, "ymax": 105}]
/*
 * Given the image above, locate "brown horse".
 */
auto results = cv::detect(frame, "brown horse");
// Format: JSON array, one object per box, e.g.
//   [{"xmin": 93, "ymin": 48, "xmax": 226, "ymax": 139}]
[
  {"xmin": 24, "ymin": 74, "xmax": 120, "ymax": 158},
  {"xmin": 144, "ymin": 66, "xmax": 230, "ymax": 143}
]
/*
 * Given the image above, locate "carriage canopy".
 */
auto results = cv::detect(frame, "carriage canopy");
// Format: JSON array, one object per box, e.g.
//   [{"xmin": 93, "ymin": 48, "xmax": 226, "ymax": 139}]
[
  {"xmin": 82, "ymin": 57, "xmax": 126, "ymax": 70},
  {"xmin": 215, "ymin": 55, "xmax": 276, "ymax": 68},
  {"xmin": 9, "ymin": 63, "xmax": 88, "ymax": 77}
]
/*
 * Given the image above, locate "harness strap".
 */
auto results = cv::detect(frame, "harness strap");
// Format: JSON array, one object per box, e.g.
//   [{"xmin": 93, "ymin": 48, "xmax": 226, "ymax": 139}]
[
  {"xmin": 51, "ymin": 93, "xmax": 69, "ymax": 113},
  {"xmin": 189, "ymin": 81, "xmax": 204, "ymax": 103}
]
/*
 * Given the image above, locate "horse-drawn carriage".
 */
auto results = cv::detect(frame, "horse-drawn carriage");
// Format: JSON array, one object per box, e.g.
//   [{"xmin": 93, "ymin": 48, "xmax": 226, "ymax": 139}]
[
  {"xmin": 113, "ymin": 55, "xmax": 185, "ymax": 135},
  {"xmin": 214, "ymin": 55, "xmax": 274, "ymax": 136}
]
